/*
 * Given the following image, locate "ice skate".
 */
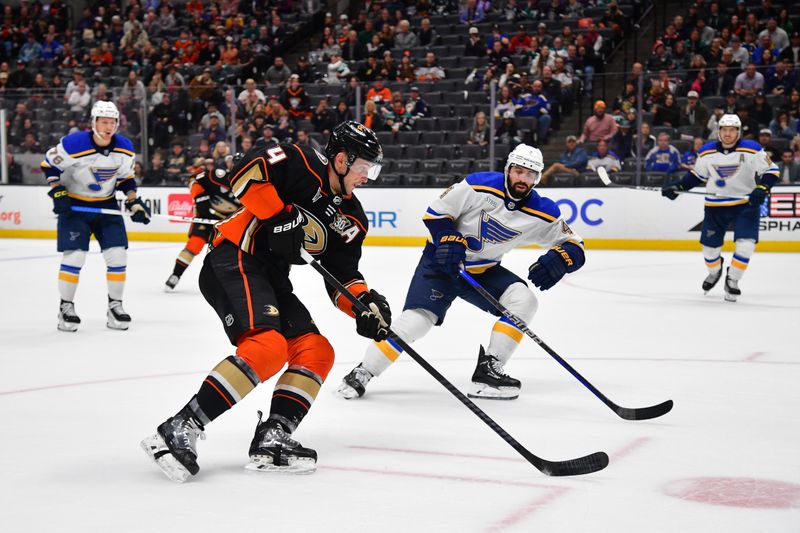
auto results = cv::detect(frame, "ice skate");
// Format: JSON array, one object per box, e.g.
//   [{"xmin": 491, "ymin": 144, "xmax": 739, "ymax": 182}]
[
  {"xmin": 702, "ymin": 257, "xmax": 724, "ymax": 294},
  {"xmin": 107, "ymin": 298, "xmax": 131, "ymax": 330},
  {"xmin": 140, "ymin": 406, "xmax": 205, "ymax": 483},
  {"xmin": 57, "ymin": 300, "xmax": 80, "ymax": 332},
  {"xmin": 246, "ymin": 411, "xmax": 317, "ymax": 474},
  {"xmin": 335, "ymin": 364, "xmax": 373, "ymax": 399},
  {"xmin": 724, "ymin": 268, "xmax": 741, "ymax": 302},
  {"xmin": 467, "ymin": 346, "xmax": 521, "ymax": 400},
  {"xmin": 165, "ymin": 274, "xmax": 180, "ymax": 292}
]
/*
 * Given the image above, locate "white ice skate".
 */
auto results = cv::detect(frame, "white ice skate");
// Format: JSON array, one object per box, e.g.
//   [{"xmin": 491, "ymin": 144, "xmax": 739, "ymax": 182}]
[
  {"xmin": 246, "ymin": 412, "xmax": 317, "ymax": 474},
  {"xmin": 467, "ymin": 346, "xmax": 521, "ymax": 400},
  {"xmin": 57, "ymin": 300, "xmax": 80, "ymax": 332},
  {"xmin": 724, "ymin": 268, "xmax": 741, "ymax": 303},
  {"xmin": 165, "ymin": 274, "xmax": 180, "ymax": 292},
  {"xmin": 107, "ymin": 298, "xmax": 131, "ymax": 330},
  {"xmin": 335, "ymin": 364, "xmax": 373, "ymax": 399},
  {"xmin": 140, "ymin": 407, "xmax": 205, "ymax": 483}
]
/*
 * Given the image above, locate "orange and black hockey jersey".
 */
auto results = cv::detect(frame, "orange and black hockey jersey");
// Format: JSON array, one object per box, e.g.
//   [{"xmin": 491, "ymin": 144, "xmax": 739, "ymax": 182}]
[
  {"xmin": 279, "ymin": 86, "xmax": 310, "ymax": 119},
  {"xmin": 214, "ymin": 142, "xmax": 370, "ymax": 317},
  {"xmin": 189, "ymin": 168, "xmax": 241, "ymax": 220}
]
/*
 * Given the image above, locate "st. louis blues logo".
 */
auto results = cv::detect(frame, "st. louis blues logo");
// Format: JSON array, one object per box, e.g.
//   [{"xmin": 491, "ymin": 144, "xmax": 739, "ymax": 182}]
[
  {"xmin": 711, "ymin": 164, "xmax": 740, "ymax": 188},
  {"xmin": 465, "ymin": 211, "xmax": 520, "ymax": 251},
  {"xmin": 89, "ymin": 166, "xmax": 119, "ymax": 191}
]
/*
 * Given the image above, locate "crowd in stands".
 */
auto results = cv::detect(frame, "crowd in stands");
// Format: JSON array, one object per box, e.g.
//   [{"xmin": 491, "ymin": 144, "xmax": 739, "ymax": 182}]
[{"xmin": 545, "ymin": 0, "xmax": 800, "ymax": 186}]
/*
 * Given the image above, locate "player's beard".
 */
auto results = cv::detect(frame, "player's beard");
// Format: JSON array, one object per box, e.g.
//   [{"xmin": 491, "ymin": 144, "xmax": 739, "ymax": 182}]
[{"xmin": 508, "ymin": 178, "xmax": 531, "ymax": 199}]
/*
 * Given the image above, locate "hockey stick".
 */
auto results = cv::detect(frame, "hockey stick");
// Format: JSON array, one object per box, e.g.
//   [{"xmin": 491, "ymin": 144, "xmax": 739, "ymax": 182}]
[
  {"xmin": 459, "ymin": 269, "xmax": 673, "ymax": 421},
  {"xmin": 70, "ymin": 205, "xmax": 218, "ymax": 225},
  {"xmin": 596, "ymin": 167, "xmax": 748, "ymax": 199},
  {"xmin": 300, "ymin": 248, "xmax": 608, "ymax": 477}
]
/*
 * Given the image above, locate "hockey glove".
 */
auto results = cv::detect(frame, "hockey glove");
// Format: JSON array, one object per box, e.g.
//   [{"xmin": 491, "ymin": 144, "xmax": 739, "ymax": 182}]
[
  {"xmin": 48, "ymin": 185, "xmax": 71, "ymax": 215},
  {"xmin": 661, "ymin": 180, "xmax": 684, "ymax": 200},
  {"xmin": 125, "ymin": 197, "xmax": 151, "ymax": 224},
  {"xmin": 355, "ymin": 289, "xmax": 392, "ymax": 341},
  {"xmin": 433, "ymin": 230, "xmax": 467, "ymax": 277},
  {"xmin": 263, "ymin": 204, "xmax": 306, "ymax": 264},
  {"xmin": 528, "ymin": 243, "xmax": 585, "ymax": 291},
  {"xmin": 748, "ymin": 184, "xmax": 769, "ymax": 206}
]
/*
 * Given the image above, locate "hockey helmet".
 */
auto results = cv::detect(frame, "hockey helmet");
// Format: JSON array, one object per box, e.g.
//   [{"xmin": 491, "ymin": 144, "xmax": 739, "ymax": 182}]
[
  {"xmin": 504, "ymin": 144, "xmax": 545, "ymax": 197},
  {"xmin": 325, "ymin": 121, "xmax": 383, "ymax": 181},
  {"xmin": 90, "ymin": 101, "xmax": 120, "ymax": 137},
  {"xmin": 718, "ymin": 113, "xmax": 741, "ymax": 144}
]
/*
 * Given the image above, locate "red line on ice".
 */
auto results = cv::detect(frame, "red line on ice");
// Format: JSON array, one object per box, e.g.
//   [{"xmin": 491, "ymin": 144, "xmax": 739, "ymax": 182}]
[
  {"xmin": 319, "ymin": 464, "xmax": 554, "ymax": 489},
  {"xmin": 485, "ymin": 487, "xmax": 571, "ymax": 532},
  {"xmin": 0, "ymin": 371, "xmax": 204, "ymax": 396}
]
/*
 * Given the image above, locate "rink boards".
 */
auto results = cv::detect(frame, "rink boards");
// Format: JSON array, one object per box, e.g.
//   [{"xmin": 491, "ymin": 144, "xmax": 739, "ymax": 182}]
[{"xmin": 1, "ymin": 185, "xmax": 798, "ymax": 251}]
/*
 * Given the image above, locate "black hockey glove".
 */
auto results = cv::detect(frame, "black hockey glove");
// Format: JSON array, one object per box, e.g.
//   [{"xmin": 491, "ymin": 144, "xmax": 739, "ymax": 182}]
[
  {"xmin": 528, "ymin": 243, "xmax": 585, "ymax": 291},
  {"xmin": 125, "ymin": 197, "xmax": 151, "ymax": 224},
  {"xmin": 48, "ymin": 185, "xmax": 71, "ymax": 215},
  {"xmin": 355, "ymin": 289, "xmax": 392, "ymax": 341},
  {"xmin": 661, "ymin": 180, "xmax": 684, "ymax": 201},
  {"xmin": 433, "ymin": 230, "xmax": 467, "ymax": 277},
  {"xmin": 748, "ymin": 184, "xmax": 769, "ymax": 207},
  {"xmin": 263, "ymin": 204, "xmax": 306, "ymax": 264}
]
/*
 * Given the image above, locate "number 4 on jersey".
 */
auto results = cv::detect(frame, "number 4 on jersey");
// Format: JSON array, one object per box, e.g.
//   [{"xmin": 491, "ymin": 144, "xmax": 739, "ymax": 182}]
[{"xmin": 266, "ymin": 146, "xmax": 287, "ymax": 165}]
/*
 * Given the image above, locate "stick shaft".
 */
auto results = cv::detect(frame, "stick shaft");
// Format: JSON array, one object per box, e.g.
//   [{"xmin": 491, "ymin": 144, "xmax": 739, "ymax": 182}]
[{"xmin": 70, "ymin": 205, "xmax": 217, "ymax": 224}]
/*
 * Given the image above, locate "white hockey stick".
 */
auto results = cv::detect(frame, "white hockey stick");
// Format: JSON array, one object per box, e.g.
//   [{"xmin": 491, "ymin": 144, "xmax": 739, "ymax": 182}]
[
  {"xmin": 595, "ymin": 167, "xmax": 748, "ymax": 199},
  {"xmin": 70, "ymin": 206, "xmax": 218, "ymax": 224}
]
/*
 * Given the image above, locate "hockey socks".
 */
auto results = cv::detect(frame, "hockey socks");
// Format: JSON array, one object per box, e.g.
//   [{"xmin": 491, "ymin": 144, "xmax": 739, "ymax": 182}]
[
  {"xmin": 58, "ymin": 250, "xmax": 86, "ymax": 302},
  {"xmin": 728, "ymin": 239, "xmax": 755, "ymax": 281},
  {"xmin": 266, "ymin": 366, "xmax": 324, "ymax": 433},
  {"xmin": 191, "ymin": 355, "xmax": 261, "ymax": 425},
  {"xmin": 702, "ymin": 246, "xmax": 723, "ymax": 275},
  {"xmin": 103, "ymin": 247, "xmax": 127, "ymax": 300},
  {"xmin": 174, "ymin": 235, "xmax": 206, "ymax": 276},
  {"xmin": 487, "ymin": 284, "xmax": 537, "ymax": 364},
  {"xmin": 362, "ymin": 308, "xmax": 435, "ymax": 377},
  {"xmin": 487, "ymin": 317, "xmax": 524, "ymax": 365}
]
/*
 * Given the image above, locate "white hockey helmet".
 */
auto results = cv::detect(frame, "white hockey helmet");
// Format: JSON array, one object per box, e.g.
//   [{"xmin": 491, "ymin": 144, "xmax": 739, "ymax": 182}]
[
  {"xmin": 91, "ymin": 101, "xmax": 120, "ymax": 137},
  {"xmin": 504, "ymin": 143, "xmax": 545, "ymax": 188},
  {"xmin": 718, "ymin": 113, "xmax": 741, "ymax": 143}
]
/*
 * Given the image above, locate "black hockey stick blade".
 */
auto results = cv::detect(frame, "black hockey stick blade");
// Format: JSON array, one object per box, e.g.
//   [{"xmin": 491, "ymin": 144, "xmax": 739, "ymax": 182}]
[
  {"xmin": 614, "ymin": 399, "xmax": 673, "ymax": 421},
  {"xmin": 459, "ymin": 270, "xmax": 673, "ymax": 421},
  {"xmin": 300, "ymin": 249, "xmax": 609, "ymax": 477}
]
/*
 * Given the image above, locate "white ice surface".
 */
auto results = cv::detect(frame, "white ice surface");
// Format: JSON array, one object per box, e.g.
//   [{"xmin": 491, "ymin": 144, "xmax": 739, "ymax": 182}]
[{"xmin": 1, "ymin": 239, "xmax": 799, "ymax": 532}]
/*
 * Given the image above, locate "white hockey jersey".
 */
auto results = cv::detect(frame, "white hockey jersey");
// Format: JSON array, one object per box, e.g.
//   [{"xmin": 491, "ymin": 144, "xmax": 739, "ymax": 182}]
[
  {"xmin": 423, "ymin": 172, "xmax": 583, "ymax": 273},
  {"xmin": 41, "ymin": 131, "xmax": 136, "ymax": 203},
  {"xmin": 691, "ymin": 139, "xmax": 780, "ymax": 207}
]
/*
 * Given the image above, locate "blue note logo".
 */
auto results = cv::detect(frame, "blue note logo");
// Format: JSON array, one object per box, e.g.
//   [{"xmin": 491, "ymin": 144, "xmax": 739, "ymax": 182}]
[
  {"xmin": 465, "ymin": 211, "xmax": 520, "ymax": 252},
  {"xmin": 89, "ymin": 166, "xmax": 119, "ymax": 191}
]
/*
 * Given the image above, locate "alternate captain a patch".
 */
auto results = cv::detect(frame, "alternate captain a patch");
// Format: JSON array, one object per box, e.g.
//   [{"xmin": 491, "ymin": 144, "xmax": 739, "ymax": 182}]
[{"xmin": 465, "ymin": 210, "xmax": 520, "ymax": 251}]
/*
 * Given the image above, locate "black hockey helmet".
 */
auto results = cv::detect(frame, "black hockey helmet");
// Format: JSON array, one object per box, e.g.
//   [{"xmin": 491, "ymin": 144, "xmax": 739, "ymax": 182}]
[{"xmin": 325, "ymin": 121, "xmax": 383, "ymax": 181}]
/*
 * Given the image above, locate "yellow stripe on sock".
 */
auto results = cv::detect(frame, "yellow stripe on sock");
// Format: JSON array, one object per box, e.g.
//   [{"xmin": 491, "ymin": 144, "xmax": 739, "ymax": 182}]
[
  {"xmin": 58, "ymin": 272, "xmax": 79, "ymax": 283},
  {"xmin": 106, "ymin": 273, "xmax": 126, "ymax": 282},
  {"xmin": 730, "ymin": 258, "xmax": 748, "ymax": 270},
  {"xmin": 493, "ymin": 321, "xmax": 524, "ymax": 343},
  {"xmin": 376, "ymin": 340, "xmax": 401, "ymax": 361},
  {"xmin": 705, "ymin": 259, "xmax": 721, "ymax": 268}
]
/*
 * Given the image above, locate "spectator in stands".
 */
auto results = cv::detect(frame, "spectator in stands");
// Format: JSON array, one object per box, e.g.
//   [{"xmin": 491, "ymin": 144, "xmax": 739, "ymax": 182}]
[
  {"xmin": 518, "ymin": 80, "xmax": 552, "ymax": 143},
  {"xmin": 8, "ymin": 60, "xmax": 33, "ymax": 89},
  {"xmin": 494, "ymin": 84, "xmax": 518, "ymax": 119},
  {"xmin": 769, "ymin": 110, "xmax": 798, "ymax": 140},
  {"xmin": 760, "ymin": 18, "xmax": 789, "ymax": 50},
  {"xmin": 212, "ymin": 141, "xmax": 231, "ymax": 168},
  {"xmin": 357, "ymin": 55, "xmax": 380, "ymax": 83},
  {"xmin": 366, "ymin": 33, "xmax": 386, "ymax": 58},
  {"xmin": 679, "ymin": 90, "xmax": 710, "ymax": 132},
  {"xmin": 464, "ymin": 26, "xmax": 484, "ymax": 57},
  {"xmin": 361, "ymin": 99, "xmax": 384, "ymax": 131},
  {"xmin": 728, "ymin": 35, "xmax": 750, "ymax": 67},
  {"xmin": 708, "ymin": 61, "xmax": 736, "ymax": 97},
  {"xmin": 18, "ymin": 33, "xmax": 42, "ymax": 63},
  {"xmin": 121, "ymin": 21, "xmax": 149, "ymax": 51},
  {"xmin": 777, "ymin": 149, "xmax": 800, "ymax": 183},
  {"xmin": 467, "ymin": 111, "xmax": 490, "ymax": 146},
  {"xmin": 631, "ymin": 122, "xmax": 656, "ymax": 159},
  {"xmin": 312, "ymin": 97, "xmax": 336, "ymax": 135},
  {"xmin": 343, "ymin": 30, "xmax": 368, "ymax": 62},
  {"xmin": 200, "ymin": 102, "xmax": 226, "ymax": 130},
  {"xmin": 67, "ymin": 81, "xmax": 91, "ymax": 115},
  {"xmin": 143, "ymin": 150, "xmax": 169, "ymax": 185},
  {"xmin": 398, "ymin": 53, "xmax": 416, "ymax": 82},
  {"xmin": 610, "ymin": 119, "xmax": 633, "ymax": 159},
  {"xmin": 495, "ymin": 110, "xmax": 522, "ymax": 146},
  {"xmin": 294, "ymin": 55, "xmax": 314, "ymax": 84},
  {"xmin": 735, "ymin": 62, "xmax": 765, "ymax": 96},
  {"xmin": 166, "ymin": 141, "xmax": 188, "ymax": 181},
  {"xmin": 280, "ymin": 74, "xmax": 310, "ymax": 120},
  {"xmin": 366, "ymin": 77, "xmax": 392, "ymax": 105},
  {"xmin": 738, "ymin": 106, "xmax": 760, "ymax": 139},
  {"xmin": 394, "ymin": 20, "xmax": 418, "ymax": 50},
  {"xmin": 220, "ymin": 37, "xmax": 239, "ymax": 66},
  {"xmin": 765, "ymin": 59, "xmax": 795, "ymax": 96},
  {"xmin": 460, "ymin": 0, "xmax": 485, "ymax": 25},
  {"xmin": 6, "ymin": 153, "xmax": 22, "ymax": 184},
  {"xmin": 578, "ymin": 100, "xmax": 618, "ymax": 143},
  {"xmin": 384, "ymin": 98, "xmax": 414, "ymax": 132},
  {"xmin": 196, "ymin": 139, "xmax": 212, "ymax": 160},
  {"xmin": 415, "ymin": 52, "xmax": 446, "ymax": 81},
  {"xmin": 488, "ymin": 41, "xmax": 512, "ymax": 68},
  {"xmin": 335, "ymin": 99, "xmax": 352, "ymax": 124},
  {"xmin": 778, "ymin": 32, "xmax": 800, "ymax": 65},
  {"xmin": 269, "ymin": 14, "xmax": 288, "ymax": 55},
  {"xmin": 587, "ymin": 139, "xmax": 621, "ymax": 173},
  {"xmin": 18, "ymin": 132, "xmax": 40, "ymax": 153},
  {"xmin": 541, "ymin": 135, "xmax": 588, "ymax": 182},
  {"xmin": 406, "ymin": 86, "xmax": 431, "ymax": 118},
  {"xmin": 750, "ymin": 91, "xmax": 774, "ymax": 127},
  {"xmin": 189, "ymin": 68, "xmax": 218, "ymax": 107},
  {"xmin": 758, "ymin": 128, "xmax": 782, "ymax": 161},
  {"xmin": 238, "ymin": 78, "xmax": 266, "ymax": 105},
  {"xmin": 680, "ymin": 137, "xmax": 704, "ymax": 171},
  {"xmin": 239, "ymin": 136, "xmax": 253, "ymax": 154},
  {"xmin": 323, "ymin": 52, "xmax": 349, "ymax": 85},
  {"xmin": 265, "ymin": 56, "xmax": 292, "ymax": 87},
  {"xmin": 295, "ymin": 129, "xmax": 321, "ymax": 153},
  {"xmin": 121, "ymin": 70, "xmax": 146, "ymax": 105},
  {"xmin": 645, "ymin": 133, "xmax": 681, "ymax": 174},
  {"xmin": 784, "ymin": 88, "xmax": 800, "ymax": 120},
  {"xmin": 417, "ymin": 18, "xmax": 439, "ymax": 47}
]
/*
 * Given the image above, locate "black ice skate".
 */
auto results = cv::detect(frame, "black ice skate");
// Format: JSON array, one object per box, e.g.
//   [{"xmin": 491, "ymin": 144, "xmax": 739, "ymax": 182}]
[
  {"xmin": 57, "ymin": 300, "xmax": 80, "ymax": 332},
  {"xmin": 165, "ymin": 274, "xmax": 181, "ymax": 292},
  {"xmin": 107, "ymin": 297, "xmax": 131, "ymax": 330},
  {"xmin": 467, "ymin": 346, "xmax": 521, "ymax": 400},
  {"xmin": 724, "ymin": 267, "xmax": 741, "ymax": 303},
  {"xmin": 246, "ymin": 411, "xmax": 317, "ymax": 474},
  {"xmin": 702, "ymin": 257, "xmax": 724, "ymax": 294},
  {"xmin": 140, "ymin": 406, "xmax": 206, "ymax": 483},
  {"xmin": 335, "ymin": 364, "xmax": 373, "ymax": 399}
]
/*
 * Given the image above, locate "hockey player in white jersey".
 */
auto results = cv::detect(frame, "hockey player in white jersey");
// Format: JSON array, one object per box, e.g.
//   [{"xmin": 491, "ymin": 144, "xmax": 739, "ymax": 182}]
[
  {"xmin": 337, "ymin": 144, "xmax": 586, "ymax": 400},
  {"xmin": 41, "ymin": 101, "xmax": 151, "ymax": 331},
  {"xmin": 661, "ymin": 113, "xmax": 779, "ymax": 301}
]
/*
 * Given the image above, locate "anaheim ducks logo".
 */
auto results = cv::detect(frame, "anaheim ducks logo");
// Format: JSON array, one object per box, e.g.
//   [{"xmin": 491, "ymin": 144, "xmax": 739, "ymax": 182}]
[{"xmin": 297, "ymin": 206, "xmax": 327, "ymax": 254}]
